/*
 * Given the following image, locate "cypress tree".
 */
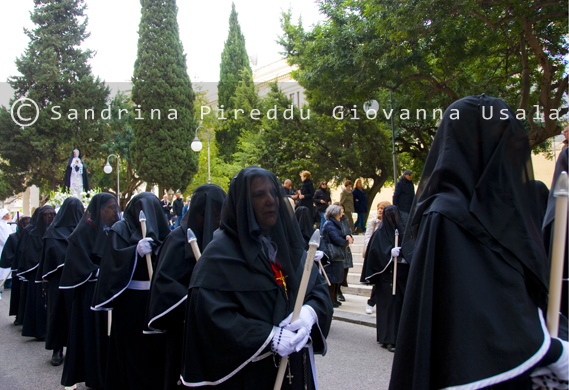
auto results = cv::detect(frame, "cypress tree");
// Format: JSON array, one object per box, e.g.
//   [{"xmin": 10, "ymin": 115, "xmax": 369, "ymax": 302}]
[
  {"xmin": 216, "ymin": 2, "xmax": 252, "ymax": 160},
  {"xmin": 130, "ymin": 0, "xmax": 198, "ymax": 192},
  {"xmin": 0, "ymin": 0, "xmax": 109, "ymax": 194}
]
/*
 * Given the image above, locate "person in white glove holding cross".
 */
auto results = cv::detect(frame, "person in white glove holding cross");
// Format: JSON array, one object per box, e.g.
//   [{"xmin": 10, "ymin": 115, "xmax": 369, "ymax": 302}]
[{"xmin": 180, "ymin": 167, "xmax": 333, "ymax": 389}]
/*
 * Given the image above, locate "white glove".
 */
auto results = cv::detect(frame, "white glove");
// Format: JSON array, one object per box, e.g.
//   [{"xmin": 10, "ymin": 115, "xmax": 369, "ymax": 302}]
[
  {"xmin": 391, "ymin": 247, "xmax": 401, "ymax": 258},
  {"xmin": 531, "ymin": 338, "xmax": 569, "ymax": 389},
  {"xmin": 279, "ymin": 305, "xmax": 317, "ymax": 336},
  {"xmin": 314, "ymin": 250, "xmax": 324, "ymax": 263},
  {"xmin": 136, "ymin": 237, "xmax": 154, "ymax": 257},
  {"xmin": 271, "ymin": 326, "xmax": 309, "ymax": 357}
]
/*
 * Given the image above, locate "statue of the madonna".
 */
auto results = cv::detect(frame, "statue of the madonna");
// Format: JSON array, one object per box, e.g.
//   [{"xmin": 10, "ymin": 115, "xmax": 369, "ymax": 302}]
[{"xmin": 64, "ymin": 149, "xmax": 90, "ymax": 197}]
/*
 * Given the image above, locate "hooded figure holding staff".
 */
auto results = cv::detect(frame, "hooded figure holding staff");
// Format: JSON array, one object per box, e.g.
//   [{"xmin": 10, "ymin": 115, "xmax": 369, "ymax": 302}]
[
  {"xmin": 180, "ymin": 166, "xmax": 333, "ymax": 389},
  {"xmin": 146, "ymin": 184, "xmax": 226, "ymax": 390},
  {"xmin": 37, "ymin": 196, "xmax": 84, "ymax": 366},
  {"xmin": 360, "ymin": 205, "xmax": 411, "ymax": 352},
  {"xmin": 92, "ymin": 192, "xmax": 170, "ymax": 390},
  {"xmin": 389, "ymin": 95, "xmax": 568, "ymax": 390},
  {"xmin": 59, "ymin": 193, "xmax": 120, "ymax": 389}
]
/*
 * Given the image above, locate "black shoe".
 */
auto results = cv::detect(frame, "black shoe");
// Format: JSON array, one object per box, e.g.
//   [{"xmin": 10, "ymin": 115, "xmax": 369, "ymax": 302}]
[
  {"xmin": 13, "ymin": 318, "xmax": 21, "ymax": 326},
  {"xmin": 332, "ymin": 301, "xmax": 341, "ymax": 308},
  {"xmin": 387, "ymin": 344, "xmax": 396, "ymax": 353},
  {"xmin": 51, "ymin": 349, "xmax": 64, "ymax": 366},
  {"xmin": 337, "ymin": 292, "xmax": 345, "ymax": 302}
]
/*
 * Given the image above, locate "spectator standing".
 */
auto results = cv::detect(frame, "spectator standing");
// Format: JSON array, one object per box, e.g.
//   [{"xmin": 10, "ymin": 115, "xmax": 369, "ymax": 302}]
[
  {"xmin": 393, "ymin": 170, "xmax": 415, "ymax": 225},
  {"xmin": 335, "ymin": 203, "xmax": 353, "ymax": 303},
  {"xmin": 298, "ymin": 170, "xmax": 315, "ymax": 217},
  {"xmin": 314, "ymin": 181, "xmax": 331, "ymax": 228},
  {"xmin": 181, "ymin": 197, "xmax": 191, "ymax": 218},
  {"xmin": 363, "ymin": 201, "xmax": 391, "ymax": 314},
  {"xmin": 160, "ymin": 194, "xmax": 172, "ymax": 222},
  {"xmin": 172, "ymin": 191, "xmax": 184, "ymax": 228},
  {"xmin": 322, "ymin": 204, "xmax": 353, "ymax": 308},
  {"xmin": 340, "ymin": 180, "xmax": 355, "ymax": 233},
  {"xmin": 352, "ymin": 179, "xmax": 368, "ymax": 233},
  {"xmin": 281, "ymin": 179, "xmax": 295, "ymax": 197}
]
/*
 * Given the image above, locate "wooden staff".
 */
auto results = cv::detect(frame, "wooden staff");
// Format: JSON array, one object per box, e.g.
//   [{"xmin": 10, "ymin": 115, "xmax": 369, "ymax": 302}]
[
  {"xmin": 546, "ymin": 171, "xmax": 568, "ymax": 337},
  {"xmin": 139, "ymin": 210, "xmax": 154, "ymax": 280},
  {"xmin": 317, "ymin": 260, "xmax": 331, "ymax": 286},
  {"xmin": 108, "ymin": 311, "xmax": 112, "ymax": 336},
  {"xmin": 392, "ymin": 229, "xmax": 399, "ymax": 295},
  {"xmin": 274, "ymin": 229, "xmax": 321, "ymax": 390},
  {"xmin": 187, "ymin": 228, "xmax": 201, "ymax": 261}
]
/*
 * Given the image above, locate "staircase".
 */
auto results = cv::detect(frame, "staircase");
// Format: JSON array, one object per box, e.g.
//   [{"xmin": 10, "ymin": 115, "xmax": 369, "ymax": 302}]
[{"xmin": 343, "ymin": 234, "xmax": 372, "ymax": 297}]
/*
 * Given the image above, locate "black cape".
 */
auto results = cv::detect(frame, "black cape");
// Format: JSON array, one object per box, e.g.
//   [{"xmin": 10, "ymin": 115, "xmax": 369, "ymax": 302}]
[
  {"xmin": 59, "ymin": 193, "xmax": 118, "ymax": 388},
  {"xmin": 146, "ymin": 184, "xmax": 226, "ymax": 390},
  {"xmin": 15, "ymin": 210, "xmax": 41, "ymax": 323},
  {"xmin": 38, "ymin": 197, "xmax": 84, "ymax": 351},
  {"xmin": 360, "ymin": 205, "xmax": 411, "ymax": 344},
  {"xmin": 64, "ymin": 150, "xmax": 90, "ymax": 193},
  {"xmin": 1, "ymin": 217, "xmax": 31, "ymax": 317},
  {"xmin": 294, "ymin": 206, "xmax": 315, "ymax": 249},
  {"xmin": 92, "ymin": 192, "xmax": 170, "ymax": 390},
  {"xmin": 180, "ymin": 167, "xmax": 333, "ymax": 389},
  {"xmin": 390, "ymin": 95, "xmax": 552, "ymax": 390},
  {"xmin": 19, "ymin": 206, "xmax": 55, "ymax": 339}
]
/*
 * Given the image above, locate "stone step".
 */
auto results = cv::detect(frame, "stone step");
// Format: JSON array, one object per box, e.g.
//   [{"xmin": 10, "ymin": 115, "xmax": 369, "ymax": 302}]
[
  {"xmin": 342, "ymin": 283, "xmax": 372, "ymax": 297},
  {"xmin": 347, "ymin": 272, "xmax": 363, "ymax": 285}
]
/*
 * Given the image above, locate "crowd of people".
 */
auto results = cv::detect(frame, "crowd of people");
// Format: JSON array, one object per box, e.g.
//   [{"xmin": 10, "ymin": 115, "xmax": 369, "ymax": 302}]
[{"xmin": 0, "ymin": 95, "xmax": 567, "ymax": 389}]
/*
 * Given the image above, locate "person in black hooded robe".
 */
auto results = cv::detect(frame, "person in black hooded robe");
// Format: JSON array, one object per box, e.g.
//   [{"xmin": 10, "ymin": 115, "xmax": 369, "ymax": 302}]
[
  {"xmin": 92, "ymin": 192, "xmax": 170, "ymax": 390},
  {"xmin": 180, "ymin": 166, "xmax": 333, "ymax": 389},
  {"xmin": 64, "ymin": 149, "xmax": 90, "ymax": 195},
  {"xmin": 15, "ymin": 209, "xmax": 42, "ymax": 326},
  {"xmin": 361, "ymin": 205, "xmax": 411, "ymax": 351},
  {"xmin": 542, "ymin": 147, "xmax": 568, "ymax": 319},
  {"xmin": 146, "ymin": 184, "xmax": 226, "ymax": 390},
  {"xmin": 389, "ymin": 95, "xmax": 568, "ymax": 390},
  {"xmin": 36, "ymin": 197, "xmax": 84, "ymax": 365},
  {"xmin": 0, "ymin": 216, "xmax": 31, "ymax": 322},
  {"xmin": 59, "ymin": 193, "xmax": 119, "ymax": 389},
  {"xmin": 294, "ymin": 206, "xmax": 315, "ymax": 249},
  {"xmin": 18, "ymin": 205, "xmax": 55, "ymax": 339}
]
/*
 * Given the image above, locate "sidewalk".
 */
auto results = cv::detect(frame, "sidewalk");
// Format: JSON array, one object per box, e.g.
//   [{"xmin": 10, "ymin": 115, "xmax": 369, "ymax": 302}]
[{"xmin": 333, "ymin": 293, "xmax": 376, "ymax": 328}]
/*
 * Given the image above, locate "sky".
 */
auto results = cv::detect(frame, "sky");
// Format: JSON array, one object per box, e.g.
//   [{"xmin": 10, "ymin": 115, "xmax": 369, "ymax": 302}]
[{"xmin": 0, "ymin": 0, "xmax": 326, "ymax": 105}]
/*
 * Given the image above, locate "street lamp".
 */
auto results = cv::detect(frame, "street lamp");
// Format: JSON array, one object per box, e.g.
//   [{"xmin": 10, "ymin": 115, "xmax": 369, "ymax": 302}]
[
  {"xmin": 365, "ymin": 98, "xmax": 397, "ymax": 183},
  {"xmin": 191, "ymin": 125, "xmax": 212, "ymax": 184},
  {"xmin": 104, "ymin": 154, "xmax": 120, "ymax": 205}
]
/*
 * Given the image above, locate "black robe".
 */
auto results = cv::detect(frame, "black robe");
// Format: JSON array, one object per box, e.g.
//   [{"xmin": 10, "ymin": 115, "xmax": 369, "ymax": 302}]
[
  {"xmin": 390, "ymin": 95, "xmax": 558, "ymax": 390},
  {"xmin": 15, "ymin": 211, "xmax": 41, "ymax": 325},
  {"xmin": 37, "ymin": 197, "xmax": 84, "ymax": 351},
  {"xmin": 59, "ymin": 193, "xmax": 118, "ymax": 389},
  {"xmin": 146, "ymin": 184, "xmax": 226, "ymax": 390},
  {"xmin": 361, "ymin": 205, "xmax": 411, "ymax": 345},
  {"xmin": 92, "ymin": 192, "xmax": 170, "ymax": 390},
  {"xmin": 294, "ymin": 206, "xmax": 315, "ymax": 249},
  {"xmin": 18, "ymin": 206, "xmax": 55, "ymax": 339},
  {"xmin": 0, "ymin": 217, "xmax": 31, "ymax": 318},
  {"xmin": 180, "ymin": 167, "xmax": 333, "ymax": 389}
]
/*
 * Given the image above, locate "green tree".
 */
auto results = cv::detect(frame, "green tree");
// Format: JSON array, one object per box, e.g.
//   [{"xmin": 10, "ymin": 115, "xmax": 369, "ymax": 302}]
[
  {"xmin": 216, "ymin": 2, "xmax": 252, "ymax": 160},
  {"xmin": 130, "ymin": 0, "xmax": 198, "ymax": 194},
  {"xmin": 185, "ymin": 87, "xmax": 240, "ymax": 196},
  {"xmin": 94, "ymin": 91, "xmax": 143, "ymax": 209},
  {"xmin": 280, "ymin": 0, "xmax": 567, "ymax": 152},
  {"xmin": 0, "ymin": 0, "xmax": 109, "ymax": 197},
  {"xmin": 235, "ymin": 82, "xmax": 393, "ymax": 216}
]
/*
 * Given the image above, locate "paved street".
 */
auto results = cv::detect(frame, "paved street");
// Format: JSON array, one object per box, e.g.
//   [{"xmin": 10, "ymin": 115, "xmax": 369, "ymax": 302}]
[{"xmin": 0, "ymin": 289, "xmax": 392, "ymax": 389}]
